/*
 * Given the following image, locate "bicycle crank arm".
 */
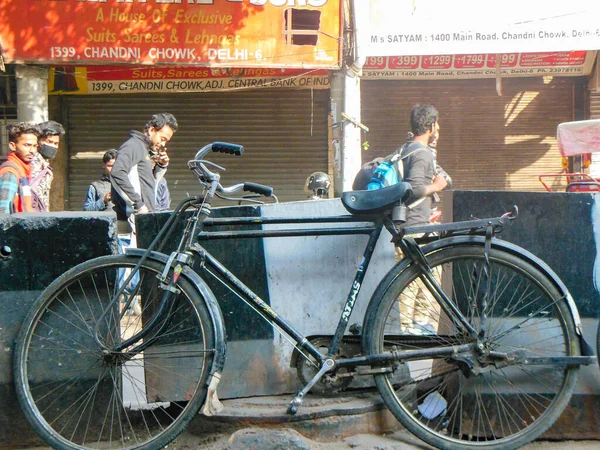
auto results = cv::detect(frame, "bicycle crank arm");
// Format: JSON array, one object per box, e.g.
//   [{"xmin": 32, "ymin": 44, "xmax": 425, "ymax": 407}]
[{"xmin": 287, "ymin": 359, "xmax": 335, "ymax": 415}]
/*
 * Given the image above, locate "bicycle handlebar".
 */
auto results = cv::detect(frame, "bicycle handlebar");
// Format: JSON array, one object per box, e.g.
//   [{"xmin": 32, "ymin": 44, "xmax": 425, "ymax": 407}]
[
  {"xmin": 189, "ymin": 142, "xmax": 275, "ymax": 201},
  {"xmin": 244, "ymin": 182, "xmax": 273, "ymax": 197},
  {"xmin": 193, "ymin": 141, "xmax": 244, "ymax": 161}
]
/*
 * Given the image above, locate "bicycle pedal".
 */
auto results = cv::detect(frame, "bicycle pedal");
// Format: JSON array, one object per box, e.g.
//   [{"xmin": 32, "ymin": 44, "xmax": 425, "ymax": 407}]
[{"xmin": 287, "ymin": 394, "xmax": 303, "ymax": 415}]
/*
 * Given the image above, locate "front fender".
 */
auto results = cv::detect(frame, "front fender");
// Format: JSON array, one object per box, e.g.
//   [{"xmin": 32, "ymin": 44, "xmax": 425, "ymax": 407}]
[{"xmin": 125, "ymin": 248, "xmax": 227, "ymax": 372}]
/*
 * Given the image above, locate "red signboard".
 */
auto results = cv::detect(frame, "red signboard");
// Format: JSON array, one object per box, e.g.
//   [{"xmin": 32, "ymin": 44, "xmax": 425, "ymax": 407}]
[
  {"xmin": 48, "ymin": 65, "xmax": 330, "ymax": 94},
  {"xmin": 0, "ymin": 0, "xmax": 341, "ymax": 68},
  {"xmin": 362, "ymin": 51, "xmax": 597, "ymax": 80}
]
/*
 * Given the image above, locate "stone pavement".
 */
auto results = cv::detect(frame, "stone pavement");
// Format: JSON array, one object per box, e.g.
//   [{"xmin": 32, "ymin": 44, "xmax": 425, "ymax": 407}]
[
  {"xmin": 176, "ymin": 393, "xmax": 600, "ymax": 449},
  {"xmin": 16, "ymin": 392, "xmax": 600, "ymax": 449}
]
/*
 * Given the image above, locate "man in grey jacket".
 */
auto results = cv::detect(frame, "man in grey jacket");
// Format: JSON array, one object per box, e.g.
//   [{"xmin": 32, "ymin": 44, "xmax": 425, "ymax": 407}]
[
  {"xmin": 401, "ymin": 104, "xmax": 448, "ymax": 228},
  {"xmin": 111, "ymin": 113, "xmax": 178, "ymax": 241},
  {"xmin": 399, "ymin": 104, "xmax": 449, "ymax": 336}
]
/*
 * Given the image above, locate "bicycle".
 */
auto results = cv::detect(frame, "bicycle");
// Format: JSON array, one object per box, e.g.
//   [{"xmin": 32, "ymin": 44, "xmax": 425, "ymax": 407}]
[{"xmin": 13, "ymin": 142, "xmax": 597, "ymax": 450}]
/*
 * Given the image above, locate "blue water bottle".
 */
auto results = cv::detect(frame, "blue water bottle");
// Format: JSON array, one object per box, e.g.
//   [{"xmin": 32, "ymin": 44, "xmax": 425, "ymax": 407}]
[{"xmin": 367, "ymin": 161, "xmax": 398, "ymax": 190}]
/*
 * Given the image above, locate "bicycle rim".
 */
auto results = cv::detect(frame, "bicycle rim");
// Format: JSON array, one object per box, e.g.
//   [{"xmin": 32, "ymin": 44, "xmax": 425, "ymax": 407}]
[
  {"xmin": 14, "ymin": 255, "xmax": 215, "ymax": 450},
  {"xmin": 364, "ymin": 244, "xmax": 579, "ymax": 449}
]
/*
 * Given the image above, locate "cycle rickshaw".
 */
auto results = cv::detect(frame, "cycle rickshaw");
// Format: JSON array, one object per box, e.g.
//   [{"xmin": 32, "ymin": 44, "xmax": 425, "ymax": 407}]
[{"xmin": 539, "ymin": 119, "xmax": 600, "ymax": 192}]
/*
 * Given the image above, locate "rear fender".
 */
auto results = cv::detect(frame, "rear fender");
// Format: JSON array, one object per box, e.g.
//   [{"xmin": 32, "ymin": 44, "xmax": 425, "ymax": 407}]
[
  {"xmin": 363, "ymin": 236, "xmax": 589, "ymax": 354},
  {"xmin": 419, "ymin": 235, "xmax": 583, "ymax": 335}
]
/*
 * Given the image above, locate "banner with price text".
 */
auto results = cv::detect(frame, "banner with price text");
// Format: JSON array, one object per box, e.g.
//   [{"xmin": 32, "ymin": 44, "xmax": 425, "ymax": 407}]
[
  {"xmin": 0, "ymin": 0, "xmax": 341, "ymax": 68},
  {"xmin": 362, "ymin": 51, "xmax": 597, "ymax": 80},
  {"xmin": 366, "ymin": 0, "xmax": 600, "ymax": 56}
]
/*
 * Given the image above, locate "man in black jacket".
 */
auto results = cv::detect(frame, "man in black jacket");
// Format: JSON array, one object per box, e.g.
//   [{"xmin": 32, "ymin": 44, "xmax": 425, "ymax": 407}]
[{"xmin": 111, "ymin": 113, "xmax": 178, "ymax": 242}]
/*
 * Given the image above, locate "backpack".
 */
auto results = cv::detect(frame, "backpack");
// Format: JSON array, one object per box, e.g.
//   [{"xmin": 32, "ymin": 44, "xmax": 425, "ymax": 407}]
[
  {"xmin": 352, "ymin": 142, "xmax": 426, "ymax": 191},
  {"xmin": 0, "ymin": 161, "xmax": 47, "ymax": 213}
]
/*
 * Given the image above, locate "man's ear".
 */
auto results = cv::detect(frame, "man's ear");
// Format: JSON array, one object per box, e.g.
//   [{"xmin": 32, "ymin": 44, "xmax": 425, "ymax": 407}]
[{"xmin": 8, "ymin": 142, "xmax": 16, "ymax": 152}]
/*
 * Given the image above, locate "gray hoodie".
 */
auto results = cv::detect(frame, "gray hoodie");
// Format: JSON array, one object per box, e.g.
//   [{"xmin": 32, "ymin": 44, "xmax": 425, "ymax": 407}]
[{"xmin": 110, "ymin": 130, "xmax": 166, "ymax": 220}]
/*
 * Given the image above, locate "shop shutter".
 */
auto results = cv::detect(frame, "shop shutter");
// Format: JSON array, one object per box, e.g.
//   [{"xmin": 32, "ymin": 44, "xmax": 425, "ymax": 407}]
[
  {"xmin": 361, "ymin": 77, "xmax": 574, "ymax": 192},
  {"xmin": 591, "ymin": 91, "xmax": 600, "ymax": 119},
  {"xmin": 65, "ymin": 89, "xmax": 329, "ymax": 210}
]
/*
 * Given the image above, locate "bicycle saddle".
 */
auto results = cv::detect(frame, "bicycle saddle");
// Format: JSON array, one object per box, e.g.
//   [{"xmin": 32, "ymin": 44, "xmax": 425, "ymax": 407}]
[{"xmin": 341, "ymin": 182, "xmax": 413, "ymax": 214}]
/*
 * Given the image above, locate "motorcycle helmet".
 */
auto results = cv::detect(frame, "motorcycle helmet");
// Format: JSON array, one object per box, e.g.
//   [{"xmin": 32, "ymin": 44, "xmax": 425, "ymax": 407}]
[{"xmin": 305, "ymin": 172, "xmax": 331, "ymax": 199}]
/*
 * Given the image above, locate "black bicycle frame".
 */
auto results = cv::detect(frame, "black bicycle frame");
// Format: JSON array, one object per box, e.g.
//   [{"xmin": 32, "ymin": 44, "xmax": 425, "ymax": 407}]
[
  {"xmin": 194, "ymin": 214, "xmax": 386, "ymax": 364},
  {"xmin": 189, "ymin": 211, "xmax": 530, "ymax": 369}
]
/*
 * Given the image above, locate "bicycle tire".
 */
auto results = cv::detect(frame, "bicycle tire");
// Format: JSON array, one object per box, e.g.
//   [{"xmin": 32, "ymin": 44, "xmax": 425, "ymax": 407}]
[
  {"xmin": 597, "ymin": 312, "xmax": 600, "ymax": 370},
  {"xmin": 363, "ymin": 243, "xmax": 579, "ymax": 450},
  {"xmin": 14, "ymin": 254, "xmax": 216, "ymax": 450}
]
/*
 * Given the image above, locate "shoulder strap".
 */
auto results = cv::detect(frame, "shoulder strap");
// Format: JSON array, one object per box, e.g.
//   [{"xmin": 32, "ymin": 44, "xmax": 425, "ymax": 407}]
[
  {"xmin": 402, "ymin": 142, "xmax": 428, "ymax": 160},
  {"xmin": 30, "ymin": 165, "xmax": 51, "ymax": 188},
  {"xmin": 0, "ymin": 161, "xmax": 25, "ymax": 180}
]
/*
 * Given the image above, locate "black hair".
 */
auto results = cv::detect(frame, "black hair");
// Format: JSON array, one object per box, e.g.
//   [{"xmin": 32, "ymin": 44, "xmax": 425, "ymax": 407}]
[
  {"xmin": 7, "ymin": 122, "xmax": 40, "ymax": 142},
  {"xmin": 38, "ymin": 120, "xmax": 65, "ymax": 139},
  {"xmin": 102, "ymin": 148, "xmax": 117, "ymax": 164},
  {"xmin": 410, "ymin": 105, "xmax": 439, "ymax": 136},
  {"xmin": 144, "ymin": 113, "xmax": 178, "ymax": 133}
]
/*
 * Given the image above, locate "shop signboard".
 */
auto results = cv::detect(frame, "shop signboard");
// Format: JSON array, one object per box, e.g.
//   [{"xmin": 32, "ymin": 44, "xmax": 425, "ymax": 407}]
[
  {"xmin": 48, "ymin": 66, "xmax": 330, "ymax": 94},
  {"xmin": 0, "ymin": 0, "xmax": 341, "ymax": 68},
  {"xmin": 362, "ymin": 51, "xmax": 597, "ymax": 80},
  {"xmin": 366, "ymin": 0, "xmax": 600, "ymax": 57}
]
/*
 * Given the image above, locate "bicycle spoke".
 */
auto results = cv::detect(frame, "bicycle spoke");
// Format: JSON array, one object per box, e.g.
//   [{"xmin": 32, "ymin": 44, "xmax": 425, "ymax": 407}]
[{"xmin": 365, "ymin": 244, "xmax": 579, "ymax": 449}]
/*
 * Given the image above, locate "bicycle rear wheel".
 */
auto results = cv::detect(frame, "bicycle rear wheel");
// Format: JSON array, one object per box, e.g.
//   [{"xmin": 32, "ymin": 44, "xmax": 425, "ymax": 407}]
[
  {"xmin": 363, "ymin": 244, "xmax": 579, "ymax": 450},
  {"xmin": 14, "ymin": 254, "xmax": 216, "ymax": 450}
]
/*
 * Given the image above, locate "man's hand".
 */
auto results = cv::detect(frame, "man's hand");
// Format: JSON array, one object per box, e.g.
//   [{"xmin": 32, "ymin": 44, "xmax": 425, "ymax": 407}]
[
  {"xmin": 424, "ymin": 174, "xmax": 449, "ymax": 197},
  {"xmin": 136, "ymin": 205, "xmax": 149, "ymax": 214},
  {"xmin": 103, "ymin": 192, "xmax": 112, "ymax": 203},
  {"xmin": 432, "ymin": 174, "xmax": 448, "ymax": 192},
  {"xmin": 156, "ymin": 149, "xmax": 169, "ymax": 166}
]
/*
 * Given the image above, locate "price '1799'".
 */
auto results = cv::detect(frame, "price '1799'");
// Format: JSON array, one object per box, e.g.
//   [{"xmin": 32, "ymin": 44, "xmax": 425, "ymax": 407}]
[{"xmin": 50, "ymin": 47, "xmax": 76, "ymax": 58}]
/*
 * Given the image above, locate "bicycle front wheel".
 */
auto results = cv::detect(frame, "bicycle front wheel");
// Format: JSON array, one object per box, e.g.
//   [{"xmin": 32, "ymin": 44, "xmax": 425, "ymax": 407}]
[
  {"xmin": 14, "ymin": 254, "xmax": 216, "ymax": 450},
  {"xmin": 363, "ymin": 244, "xmax": 579, "ymax": 450}
]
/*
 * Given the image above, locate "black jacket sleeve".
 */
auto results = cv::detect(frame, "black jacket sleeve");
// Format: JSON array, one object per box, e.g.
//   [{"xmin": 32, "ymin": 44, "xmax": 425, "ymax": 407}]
[{"xmin": 110, "ymin": 141, "xmax": 144, "ymax": 210}]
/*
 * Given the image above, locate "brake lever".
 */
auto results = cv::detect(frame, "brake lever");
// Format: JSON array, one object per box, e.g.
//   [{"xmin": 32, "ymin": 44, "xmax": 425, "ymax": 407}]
[
  {"xmin": 198, "ymin": 160, "xmax": 225, "ymax": 172},
  {"xmin": 500, "ymin": 205, "xmax": 519, "ymax": 220}
]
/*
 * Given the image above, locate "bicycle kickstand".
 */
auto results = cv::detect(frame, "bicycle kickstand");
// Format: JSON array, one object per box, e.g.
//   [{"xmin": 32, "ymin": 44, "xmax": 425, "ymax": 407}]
[{"xmin": 287, "ymin": 359, "xmax": 335, "ymax": 415}]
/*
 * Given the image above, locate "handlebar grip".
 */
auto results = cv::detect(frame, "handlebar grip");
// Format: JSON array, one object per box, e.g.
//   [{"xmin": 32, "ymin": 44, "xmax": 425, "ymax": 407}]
[
  {"xmin": 212, "ymin": 142, "xmax": 244, "ymax": 156},
  {"xmin": 244, "ymin": 182, "xmax": 274, "ymax": 197}
]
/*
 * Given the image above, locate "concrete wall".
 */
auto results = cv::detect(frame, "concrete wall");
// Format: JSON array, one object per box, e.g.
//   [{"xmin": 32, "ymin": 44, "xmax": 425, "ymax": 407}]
[
  {"xmin": 449, "ymin": 190, "xmax": 600, "ymax": 437},
  {"xmin": 0, "ymin": 212, "xmax": 117, "ymax": 447},
  {"xmin": 135, "ymin": 199, "xmax": 396, "ymax": 398}
]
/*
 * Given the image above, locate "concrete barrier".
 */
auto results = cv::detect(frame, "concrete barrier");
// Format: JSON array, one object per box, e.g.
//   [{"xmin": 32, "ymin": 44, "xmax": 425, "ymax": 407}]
[
  {"xmin": 0, "ymin": 212, "xmax": 117, "ymax": 447},
  {"xmin": 449, "ymin": 190, "xmax": 600, "ymax": 438},
  {"xmin": 135, "ymin": 199, "xmax": 396, "ymax": 398}
]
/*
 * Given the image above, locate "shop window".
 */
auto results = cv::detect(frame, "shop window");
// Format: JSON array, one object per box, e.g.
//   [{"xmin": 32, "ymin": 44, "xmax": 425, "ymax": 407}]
[{"xmin": 284, "ymin": 9, "xmax": 321, "ymax": 45}]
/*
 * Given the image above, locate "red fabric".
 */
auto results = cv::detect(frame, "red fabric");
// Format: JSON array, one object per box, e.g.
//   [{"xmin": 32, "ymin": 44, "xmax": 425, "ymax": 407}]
[
  {"xmin": 0, "ymin": 153, "xmax": 33, "ymax": 212},
  {"xmin": 7, "ymin": 152, "xmax": 33, "ymax": 178}
]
